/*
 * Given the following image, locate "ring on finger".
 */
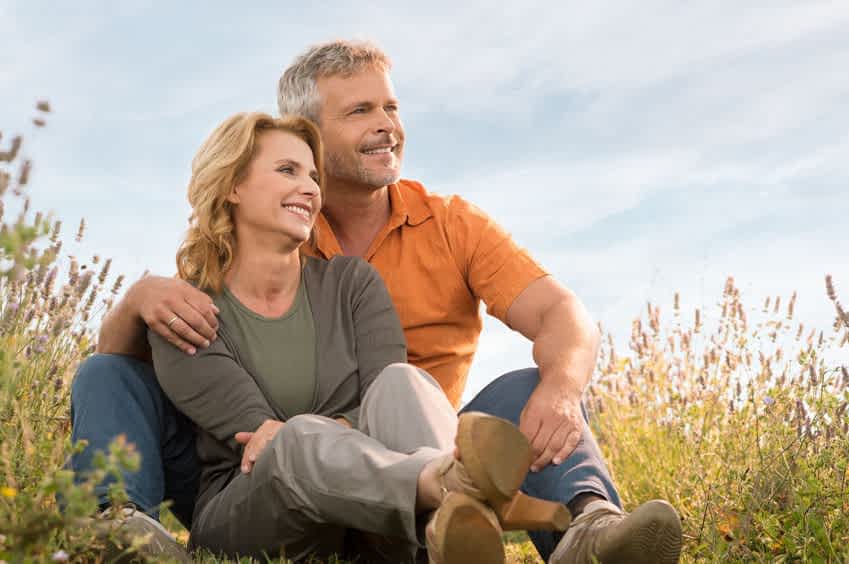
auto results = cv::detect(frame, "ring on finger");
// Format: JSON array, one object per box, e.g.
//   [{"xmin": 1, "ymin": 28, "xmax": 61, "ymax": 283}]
[{"xmin": 166, "ymin": 315, "xmax": 180, "ymax": 329}]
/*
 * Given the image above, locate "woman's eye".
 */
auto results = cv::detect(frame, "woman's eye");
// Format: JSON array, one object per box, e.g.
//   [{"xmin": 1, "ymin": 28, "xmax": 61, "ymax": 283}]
[{"xmin": 277, "ymin": 166, "xmax": 293, "ymax": 174}]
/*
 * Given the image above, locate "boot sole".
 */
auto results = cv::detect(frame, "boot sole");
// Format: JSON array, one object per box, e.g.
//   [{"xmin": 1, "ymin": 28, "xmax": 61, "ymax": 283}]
[
  {"xmin": 597, "ymin": 500, "xmax": 683, "ymax": 564},
  {"xmin": 456, "ymin": 412, "xmax": 571, "ymax": 532},
  {"xmin": 430, "ymin": 493, "xmax": 504, "ymax": 564}
]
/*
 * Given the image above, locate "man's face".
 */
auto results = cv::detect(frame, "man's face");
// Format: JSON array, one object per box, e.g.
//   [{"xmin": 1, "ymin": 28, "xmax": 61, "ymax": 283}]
[{"xmin": 315, "ymin": 68, "xmax": 405, "ymax": 190}]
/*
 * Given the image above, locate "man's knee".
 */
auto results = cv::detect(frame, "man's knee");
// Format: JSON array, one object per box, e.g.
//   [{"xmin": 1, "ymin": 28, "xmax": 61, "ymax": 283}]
[
  {"xmin": 72, "ymin": 353, "xmax": 160, "ymax": 412},
  {"xmin": 461, "ymin": 368, "xmax": 540, "ymax": 423}
]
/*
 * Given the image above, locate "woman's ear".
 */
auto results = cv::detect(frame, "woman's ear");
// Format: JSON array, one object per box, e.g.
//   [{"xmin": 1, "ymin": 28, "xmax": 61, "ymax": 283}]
[{"xmin": 226, "ymin": 185, "xmax": 240, "ymax": 205}]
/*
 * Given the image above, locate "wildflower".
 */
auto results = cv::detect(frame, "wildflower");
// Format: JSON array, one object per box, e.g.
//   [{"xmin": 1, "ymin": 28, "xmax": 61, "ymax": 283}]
[
  {"xmin": 826, "ymin": 274, "xmax": 837, "ymax": 301},
  {"xmin": 51, "ymin": 550, "xmax": 69, "ymax": 562},
  {"xmin": 50, "ymin": 219, "xmax": 62, "ymax": 242},
  {"xmin": 0, "ymin": 486, "xmax": 16, "ymax": 498},
  {"xmin": 18, "ymin": 159, "xmax": 31, "ymax": 186},
  {"xmin": 98, "ymin": 258, "xmax": 112, "ymax": 285},
  {"xmin": 111, "ymin": 274, "xmax": 125, "ymax": 295},
  {"xmin": 763, "ymin": 396, "xmax": 775, "ymax": 406},
  {"xmin": 75, "ymin": 218, "xmax": 86, "ymax": 242},
  {"xmin": 34, "ymin": 334, "xmax": 48, "ymax": 354}
]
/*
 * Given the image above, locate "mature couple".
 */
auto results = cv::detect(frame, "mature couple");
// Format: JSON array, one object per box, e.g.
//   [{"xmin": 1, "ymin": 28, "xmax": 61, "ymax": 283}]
[{"xmin": 70, "ymin": 40, "xmax": 683, "ymax": 563}]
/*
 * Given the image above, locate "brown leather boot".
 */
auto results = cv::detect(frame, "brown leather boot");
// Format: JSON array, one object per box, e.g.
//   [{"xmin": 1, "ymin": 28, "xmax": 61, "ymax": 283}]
[{"xmin": 425, "ymin": 492, "xmax": 504, "ymax": 564}]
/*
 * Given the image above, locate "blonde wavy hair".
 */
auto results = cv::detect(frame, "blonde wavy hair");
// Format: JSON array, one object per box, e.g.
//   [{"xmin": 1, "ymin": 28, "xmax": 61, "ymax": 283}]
[{"xmin": 176, "ymin": 112, "xmax": 325, "ymax": 293}]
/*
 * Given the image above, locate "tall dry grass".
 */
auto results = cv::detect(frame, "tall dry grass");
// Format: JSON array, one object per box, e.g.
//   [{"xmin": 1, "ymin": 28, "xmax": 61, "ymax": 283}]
[{"xmin": 587, "ymin": 276, "xmax": 849, "ymax": 562}]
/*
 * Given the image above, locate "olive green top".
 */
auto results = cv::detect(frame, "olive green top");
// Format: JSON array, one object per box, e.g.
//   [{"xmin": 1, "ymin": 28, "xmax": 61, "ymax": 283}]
[
  {"xmin": 215, "ymin": 280, "xmax": 315, "ymax": 419},
  {"xmin": 148, "ymin": 256, "xmax": 407, "ymax": 518}
]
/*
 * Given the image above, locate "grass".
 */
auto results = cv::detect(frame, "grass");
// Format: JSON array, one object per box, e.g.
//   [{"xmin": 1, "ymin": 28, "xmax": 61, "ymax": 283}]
[{"xmin": 1, "ymin": 104, "xmax": 847, "ymax": 562}]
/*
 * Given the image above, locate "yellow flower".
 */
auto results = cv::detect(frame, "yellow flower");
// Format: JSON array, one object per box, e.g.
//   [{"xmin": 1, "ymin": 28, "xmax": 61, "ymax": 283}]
[{"xmin": 0, "ymin": 486, "xmax": 17, "ymax": 499}]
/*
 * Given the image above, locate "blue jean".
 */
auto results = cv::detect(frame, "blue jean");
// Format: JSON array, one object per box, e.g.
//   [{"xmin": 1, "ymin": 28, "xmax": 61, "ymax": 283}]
[
  {"xmin": 70, "ymin": 354, "xmax": 199, "ymax": 528},
  {"xmin": 70, "ymin": 355, "xmax": 620, "ymax": 559}
]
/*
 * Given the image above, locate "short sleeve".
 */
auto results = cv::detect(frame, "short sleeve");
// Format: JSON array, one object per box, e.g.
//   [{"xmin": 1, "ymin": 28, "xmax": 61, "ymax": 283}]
[{"xmin": 446, "ymin": 196, "xmax": 549, "ymax": 322}]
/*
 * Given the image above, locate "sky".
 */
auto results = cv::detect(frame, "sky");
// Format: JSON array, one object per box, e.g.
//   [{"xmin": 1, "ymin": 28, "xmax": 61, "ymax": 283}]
[{"xmin": 2, "ymin": 1, "xmax": 847, "ymax": 402}]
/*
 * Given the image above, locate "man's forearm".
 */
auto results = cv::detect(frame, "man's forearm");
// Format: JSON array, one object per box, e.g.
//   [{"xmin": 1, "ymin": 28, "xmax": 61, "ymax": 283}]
[
  {"xmin": 532, "ymin": 293, "xmax": 600, "ymax": 400},
  {"xmin": 96, "ymin": 285, "xmax": 150, "ymax": 360}
]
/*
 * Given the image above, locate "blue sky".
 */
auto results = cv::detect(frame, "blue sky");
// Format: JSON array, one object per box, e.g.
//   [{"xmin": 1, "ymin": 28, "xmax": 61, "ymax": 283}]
[{"xmin": 2, "ymin": 1, "xmax": 847, "ymax": 401}]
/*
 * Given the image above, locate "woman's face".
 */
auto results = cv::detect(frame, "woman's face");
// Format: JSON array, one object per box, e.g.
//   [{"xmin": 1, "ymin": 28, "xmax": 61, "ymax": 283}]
[{"xmin": 228, "ymin": 130, "xmax": 321, "ymax": 247}]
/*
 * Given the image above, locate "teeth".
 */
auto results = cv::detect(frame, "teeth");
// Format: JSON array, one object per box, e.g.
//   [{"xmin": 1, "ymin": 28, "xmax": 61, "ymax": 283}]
[
  {"xmin": 282, "ymin": 204, "xmax": 310, "ymax": 219},
  {"xmin": 363, "ymin": 147, "xmax": 392, "ymax": 154}
]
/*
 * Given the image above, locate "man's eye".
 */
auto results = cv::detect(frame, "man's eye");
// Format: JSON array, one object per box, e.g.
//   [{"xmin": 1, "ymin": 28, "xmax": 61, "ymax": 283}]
[
  {"xmin": 350, "ymin": 107, "xmax": 366, "ymax": 114},
  {"xmin": 385, "ymin": 105, "xmax": 398, "ymax": 113}
]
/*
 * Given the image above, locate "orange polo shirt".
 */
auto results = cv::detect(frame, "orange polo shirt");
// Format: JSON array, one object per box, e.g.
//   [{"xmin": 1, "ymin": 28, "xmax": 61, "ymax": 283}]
[{"xmin": 305, "ymin": 179, "xmax": 548, "ymax": 407}]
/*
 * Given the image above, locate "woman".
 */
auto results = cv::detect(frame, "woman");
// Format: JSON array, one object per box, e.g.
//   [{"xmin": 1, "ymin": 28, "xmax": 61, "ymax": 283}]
[{"xmin": 148, "ymin": 112, "xmax": 569, "ymax": 563}]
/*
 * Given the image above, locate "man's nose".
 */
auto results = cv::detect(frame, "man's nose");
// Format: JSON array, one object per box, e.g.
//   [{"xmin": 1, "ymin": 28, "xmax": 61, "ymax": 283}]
[{"xmin": 374, "ymin": 109, "xmax": 396, "ymax": 134}]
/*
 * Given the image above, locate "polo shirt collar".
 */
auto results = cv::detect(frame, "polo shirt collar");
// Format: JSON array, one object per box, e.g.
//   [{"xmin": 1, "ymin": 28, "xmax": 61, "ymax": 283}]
[
  {"xmin": 312, "ymin": 181, "xmax": 433, "ymax": 258},
  {"xmin": 389, "ymin": 182, "xmax": 432, "ymax": 227}
]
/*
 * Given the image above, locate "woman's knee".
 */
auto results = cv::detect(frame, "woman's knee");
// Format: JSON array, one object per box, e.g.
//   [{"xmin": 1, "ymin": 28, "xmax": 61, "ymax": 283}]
[
  {"xmin": 281, "ymin": 414, "xmax": 333, "ymax": 438},
  {"xmin": 373, "ymin": 362, "xmax": 442, "ymax": 394}
]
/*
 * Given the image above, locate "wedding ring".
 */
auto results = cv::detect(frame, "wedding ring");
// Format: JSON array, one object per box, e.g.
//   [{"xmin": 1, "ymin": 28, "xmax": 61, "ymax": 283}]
[{"xmin": 166, "ymin": 315, "xmax": 179, "ymax": 329}]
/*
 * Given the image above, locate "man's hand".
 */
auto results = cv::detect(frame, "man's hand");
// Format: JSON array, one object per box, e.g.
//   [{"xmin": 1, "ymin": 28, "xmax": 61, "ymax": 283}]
[
  {"xmin": 519, "ymin": 380, "xmax": 584, "ymax": 472},
  {"xmin": 234, "ymin": 420, "xmax": 285, "ymax": 474},
  {"xmin": 134, "ymin": 276, "xmax": 220, "ymax": 355},
  {"xmin": 505, "ymin": 276, "xmax": 600, "ymax": 472}
]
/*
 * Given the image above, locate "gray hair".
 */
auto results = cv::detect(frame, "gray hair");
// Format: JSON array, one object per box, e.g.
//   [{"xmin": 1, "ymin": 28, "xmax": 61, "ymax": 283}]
[{"xmin": 277, "ymin": 39, "xmax": 392, "ymax": 123}]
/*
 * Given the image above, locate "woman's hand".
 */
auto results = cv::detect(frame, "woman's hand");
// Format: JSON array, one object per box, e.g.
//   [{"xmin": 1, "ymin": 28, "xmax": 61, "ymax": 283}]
[
  {"xmin": 234, "ymin": 419, "xmax": 285, "ymax": 474},
  {"xmin": 235, "ymin": 418, "xmax": 351, "ymax": 473}
]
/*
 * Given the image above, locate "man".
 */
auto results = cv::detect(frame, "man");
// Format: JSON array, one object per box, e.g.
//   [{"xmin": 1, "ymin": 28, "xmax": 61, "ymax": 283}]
[{"xmin": 72, "ymin": 40, "xmax": 683, "ymax": 563}]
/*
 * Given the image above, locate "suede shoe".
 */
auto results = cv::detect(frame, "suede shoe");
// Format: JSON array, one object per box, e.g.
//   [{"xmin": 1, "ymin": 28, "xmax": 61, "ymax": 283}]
[
  {"xmin": 88, "ymin": 504, "xmax": 192, "ymax": 563},
  {"xmin": 549, "ymin": 499, "xmax": 682, "ymax": 564}
]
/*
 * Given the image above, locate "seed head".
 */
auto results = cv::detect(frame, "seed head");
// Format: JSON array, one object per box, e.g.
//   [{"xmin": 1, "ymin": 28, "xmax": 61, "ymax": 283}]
[
  {"xmin": 75, "ymin": 218, "xmax": 85, "ymax": 242},
  {"xmin": 826, "ymin": 274, "xmax": 837, "ymax": 302}
]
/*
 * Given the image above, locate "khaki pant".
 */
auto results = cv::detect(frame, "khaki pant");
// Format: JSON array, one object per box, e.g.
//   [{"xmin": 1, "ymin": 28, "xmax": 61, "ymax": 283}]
[{"xmin": 190, "ymin": 363, "xmax": 458, "ymax": 562}]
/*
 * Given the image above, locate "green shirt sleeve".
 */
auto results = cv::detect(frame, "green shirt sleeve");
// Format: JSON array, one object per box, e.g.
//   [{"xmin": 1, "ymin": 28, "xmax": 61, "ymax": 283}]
[{"xmin": 148, "ymin": 329, "xmax": 277, "ymax": 449}]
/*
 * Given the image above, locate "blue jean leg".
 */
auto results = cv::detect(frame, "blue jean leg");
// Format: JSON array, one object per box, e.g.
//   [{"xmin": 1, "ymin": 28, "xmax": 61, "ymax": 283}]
[
  {"xmin": 460, "ymin": 368, "xmax": 622, "ymax": 561},
  {"xmin": 70, "ymin": 353, "xmax": 200, "ymax": 527}
]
